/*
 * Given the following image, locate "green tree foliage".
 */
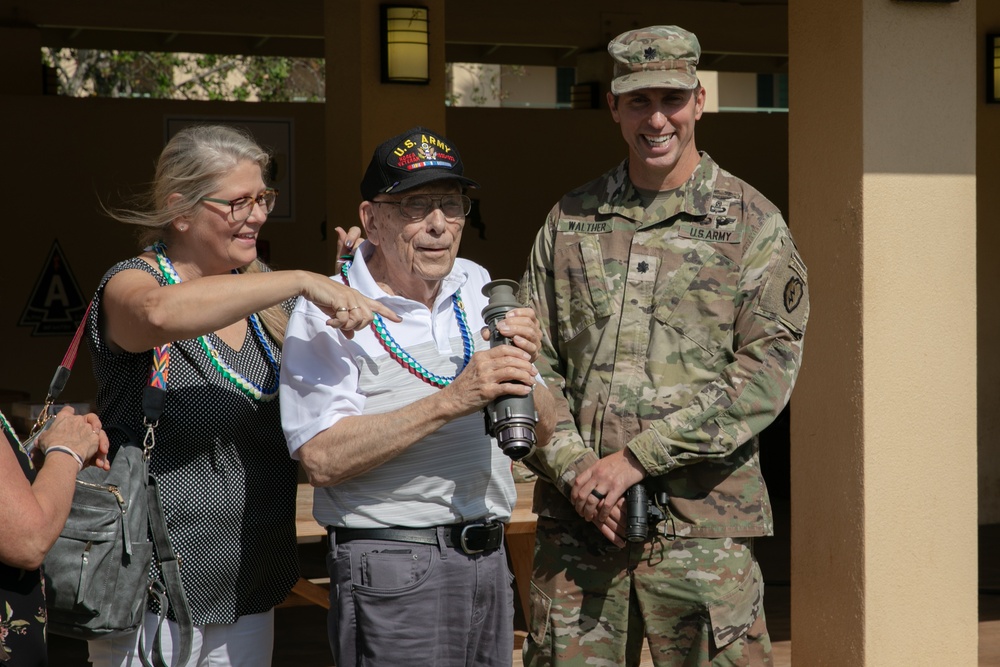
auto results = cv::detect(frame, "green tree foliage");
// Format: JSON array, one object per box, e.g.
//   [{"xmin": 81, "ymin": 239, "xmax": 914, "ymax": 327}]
[
  {"xmin": 41, "ymin": 48, "xmax": 325, "ymax": 102},
  {"xmin": 445, "ymin": 63, "xmax": 526, "ymax": 107}
]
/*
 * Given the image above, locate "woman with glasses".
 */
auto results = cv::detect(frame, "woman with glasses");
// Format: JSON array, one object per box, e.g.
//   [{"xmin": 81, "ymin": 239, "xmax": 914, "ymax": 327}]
[
  {"xmin": 85, "ymin": 125, "xmax": 398, "ymax": 667},
  {"xmin": 1, "ymin": 406, "xmax": 109, "ymax": 666}
]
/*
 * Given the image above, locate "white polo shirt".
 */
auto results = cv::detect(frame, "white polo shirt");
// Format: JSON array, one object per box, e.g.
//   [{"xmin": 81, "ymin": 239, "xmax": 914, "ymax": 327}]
[{"xmin": 280, "ymin": 243, "xmax": 516, "ymax": 529}]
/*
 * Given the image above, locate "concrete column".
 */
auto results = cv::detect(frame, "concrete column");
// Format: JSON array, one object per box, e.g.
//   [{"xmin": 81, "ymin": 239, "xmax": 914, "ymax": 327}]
[
  {"xmin": 323, "ymin": 0, "xmax": 447, "ymax": 268},
  {"xmin": 789, "ymin": 1, "xmax": 978, "ymax": 665},
  {"xmin": 977, "ymin": 0, "xmax": 1000, "ymax": 525}
]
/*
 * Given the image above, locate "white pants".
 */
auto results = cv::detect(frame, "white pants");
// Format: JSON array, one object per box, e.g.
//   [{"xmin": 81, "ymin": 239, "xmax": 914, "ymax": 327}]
[{"xmin": 87, "ymin": 609, "xmax": 274, "ymax": 667}]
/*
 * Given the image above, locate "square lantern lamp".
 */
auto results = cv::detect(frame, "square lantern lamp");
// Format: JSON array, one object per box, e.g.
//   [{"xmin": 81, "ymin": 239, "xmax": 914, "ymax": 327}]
[{"xmin": 381, "ymin": 5, "xmax": 430, "ymax": 84}]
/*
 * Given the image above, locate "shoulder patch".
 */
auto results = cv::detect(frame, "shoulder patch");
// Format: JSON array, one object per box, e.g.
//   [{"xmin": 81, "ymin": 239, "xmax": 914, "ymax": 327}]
[{"xmin": 757, "ymin": 240, "xmax": 808, "ymax": 336}]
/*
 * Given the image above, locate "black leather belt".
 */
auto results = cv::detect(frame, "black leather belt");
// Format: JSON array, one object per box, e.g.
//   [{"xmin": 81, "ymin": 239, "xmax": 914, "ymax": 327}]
[{"xmin": 332, "ymin": 520, "xmax": 504, "ymax": 555}]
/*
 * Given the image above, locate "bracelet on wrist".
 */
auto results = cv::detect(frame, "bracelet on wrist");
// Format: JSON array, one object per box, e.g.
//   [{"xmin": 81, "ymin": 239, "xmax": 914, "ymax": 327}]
[{"xmin": 44, "ymin": 445, "xmax": 84, "ymax": 471}]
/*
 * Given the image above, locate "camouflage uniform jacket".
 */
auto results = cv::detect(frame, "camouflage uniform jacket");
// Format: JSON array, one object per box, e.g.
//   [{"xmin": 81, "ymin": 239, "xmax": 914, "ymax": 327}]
[{"xmin": 522, "ymin": 152, "xmax": 809, "ymax": 538}]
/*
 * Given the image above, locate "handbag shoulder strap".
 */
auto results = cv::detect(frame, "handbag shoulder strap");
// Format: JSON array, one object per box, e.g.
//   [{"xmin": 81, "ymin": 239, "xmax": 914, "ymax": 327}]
[
  {"xmin": 34, "ymin": 300, "xmax": 193, "ymax": 667},
  {"xmin": 135, "ymin": 342, "xmax": 193, "ymax": 667},
  {"xmin": 29, "ymin": 302, "xmax": 93, "ymax": 437},
  {"xmin": 139, "ymin": 344, "xmax": 168, "ymax": 459}
]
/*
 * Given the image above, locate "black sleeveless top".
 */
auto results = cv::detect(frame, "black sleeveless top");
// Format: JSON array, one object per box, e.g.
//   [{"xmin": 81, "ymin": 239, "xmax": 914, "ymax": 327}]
[
  {"xmin": 0, "ymin": 412, "xmax": 47, "ymax": 666},
  {"xmin": 87, "ymin": 258, "xmax": 299, "ymax": 624}
]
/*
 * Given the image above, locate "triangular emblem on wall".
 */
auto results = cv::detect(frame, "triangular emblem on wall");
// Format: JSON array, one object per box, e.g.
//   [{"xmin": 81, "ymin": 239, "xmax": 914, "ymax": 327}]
[{"xmin": 19, "ymin": 240, "xmax": 88, "ymax": 336}]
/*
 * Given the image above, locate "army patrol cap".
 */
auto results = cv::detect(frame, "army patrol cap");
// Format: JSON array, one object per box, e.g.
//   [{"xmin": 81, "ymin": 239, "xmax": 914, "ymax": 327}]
[{"xmin": 608, "ymin": 25, "xmax": 701, "ymax": 94}]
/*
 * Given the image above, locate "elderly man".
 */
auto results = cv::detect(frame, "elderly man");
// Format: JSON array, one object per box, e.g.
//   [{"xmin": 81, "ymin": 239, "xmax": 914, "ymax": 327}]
[
  {"xmin": 521, "ymin": 26, "xmax": 809, "ymax": 666},
  {"xmin": 280, "ymin": 126, "xmax": 554, "ymax": 667}
]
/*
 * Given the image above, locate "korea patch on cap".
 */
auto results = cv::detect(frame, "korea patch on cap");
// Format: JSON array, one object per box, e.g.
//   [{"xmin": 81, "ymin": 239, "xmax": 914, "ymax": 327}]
[
  {"xmin": 360, "ymin": 127, "xmax": 479, "ymax": 200},
  {"xmin": 608, "ymin": 25, "xmax": 701, "ymax": 94}
]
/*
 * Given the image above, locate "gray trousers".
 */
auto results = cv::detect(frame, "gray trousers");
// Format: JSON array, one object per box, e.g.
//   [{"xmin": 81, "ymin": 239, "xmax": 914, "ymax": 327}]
[{"xmin": 326, "ymin": 526, "xmax": 515, "ymax": 666}]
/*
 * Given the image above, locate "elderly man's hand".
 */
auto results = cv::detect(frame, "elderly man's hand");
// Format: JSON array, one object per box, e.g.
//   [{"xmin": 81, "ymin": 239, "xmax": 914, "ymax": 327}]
[
  {"xmin": 441, "ymin": 345, "xmax": 538, "ymax": 417},
  {"xmin": 480, "ymin": 307, "xmax": 542, "ymax": 363}
]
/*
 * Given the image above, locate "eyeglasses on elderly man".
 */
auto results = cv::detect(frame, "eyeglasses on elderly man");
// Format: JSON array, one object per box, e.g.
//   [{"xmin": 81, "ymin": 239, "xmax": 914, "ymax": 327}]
[{"xmin": 372, "ymin": 194, "xmax": 472, "ymax": 221}]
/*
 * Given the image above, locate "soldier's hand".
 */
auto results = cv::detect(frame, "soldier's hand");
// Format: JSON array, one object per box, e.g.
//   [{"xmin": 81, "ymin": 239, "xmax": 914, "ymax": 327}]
[
  {"xmin": 572, "ymin": 449, "xmax": 645, "ymax": 525},
  {"xmin": 592, "ymin": 503, "xmax": 627, "ymax": 548}
]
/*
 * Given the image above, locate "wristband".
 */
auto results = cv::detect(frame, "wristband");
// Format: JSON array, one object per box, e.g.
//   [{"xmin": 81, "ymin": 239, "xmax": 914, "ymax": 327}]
[{"xmin": 44, "ymin": 445, "xmax": 84, "ymax": 471}]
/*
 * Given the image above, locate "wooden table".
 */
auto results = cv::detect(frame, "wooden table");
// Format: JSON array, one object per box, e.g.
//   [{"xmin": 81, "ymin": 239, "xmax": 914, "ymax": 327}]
[
  {"xmin": 295, "ymin": 482, "xmax": 327, "ymax": 542},
  {"xmin": 287, "ymin": 484, "xmax": 333, "ymax": 608},
  {"xmin": 506, "ymin": 481, "xmax": 537, "ymax": 624},
  {"xmin": 289, "ymin": 481, "xmax": 538, "ymax": 619}
]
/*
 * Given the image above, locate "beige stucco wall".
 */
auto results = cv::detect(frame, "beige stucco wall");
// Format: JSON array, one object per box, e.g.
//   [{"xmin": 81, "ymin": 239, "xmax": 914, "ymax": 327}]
[
  {"xmin": 791, "ymin": 0, "xmax": 978, "ymax": 664},
  {"xmin": 863, "ymin": 4, "xmax": 978, "ymax": 664},
  {"xmin": 716, "ymin": 72, "xmax": 758, "ymax": 109},
  {"xmin": 864, "ymin": 173, "xmax": 977, "ymax": 662}
]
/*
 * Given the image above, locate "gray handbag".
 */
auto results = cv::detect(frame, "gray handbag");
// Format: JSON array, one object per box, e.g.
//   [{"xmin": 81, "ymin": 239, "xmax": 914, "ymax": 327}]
[
  {"xmin": 44, "ymin": 426, "xmax": 155, "ymax": 638},
  {"xmin": 35, "ymin": 321, "xmax": 191, "ymax": 667}
]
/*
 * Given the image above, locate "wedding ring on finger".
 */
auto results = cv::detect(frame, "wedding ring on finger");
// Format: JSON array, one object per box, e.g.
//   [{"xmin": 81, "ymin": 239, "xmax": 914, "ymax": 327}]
[
  {"xmin": 591, "ymin": 489, "xmax": 607, "ymax": 501},
  {"xmin": 335, "ymin": 307, "xmax": 350, "ymax": 313}
]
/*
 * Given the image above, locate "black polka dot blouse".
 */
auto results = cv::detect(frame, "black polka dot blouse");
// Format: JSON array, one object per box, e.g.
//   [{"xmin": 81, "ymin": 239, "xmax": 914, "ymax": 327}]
[{"xmin": 87, "ymin": 258, "xmax": 299, "ymax": 625}]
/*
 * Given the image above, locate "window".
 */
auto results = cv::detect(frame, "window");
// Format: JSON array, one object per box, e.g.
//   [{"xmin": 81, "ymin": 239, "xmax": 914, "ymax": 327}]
[{"xmin": 41, "ymin": 48, "xmax": 325, "ymax": 102}]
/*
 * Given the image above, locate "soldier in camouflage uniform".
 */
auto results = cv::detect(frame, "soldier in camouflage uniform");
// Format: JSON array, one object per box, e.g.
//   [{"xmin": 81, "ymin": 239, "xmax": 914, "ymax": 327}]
[{"xmin": 520, "ymin": 25, "xmax": 809, "ymax": 666}]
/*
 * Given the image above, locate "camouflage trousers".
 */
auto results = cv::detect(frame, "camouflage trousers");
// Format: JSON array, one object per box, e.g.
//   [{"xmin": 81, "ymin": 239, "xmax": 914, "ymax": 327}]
[{"xmin": 522, "ymin": 517, "xmax": 772, "ymax": 667}]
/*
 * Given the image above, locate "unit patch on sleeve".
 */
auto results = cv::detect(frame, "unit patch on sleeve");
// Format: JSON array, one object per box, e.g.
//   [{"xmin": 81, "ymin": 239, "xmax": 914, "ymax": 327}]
[
  {"xmin": 783, "ymin": 274, "xmax": 804, "ymax": 314},
  {"xmin": 757, "ymin": 240, "xmax": 809, "ymax": 337}
]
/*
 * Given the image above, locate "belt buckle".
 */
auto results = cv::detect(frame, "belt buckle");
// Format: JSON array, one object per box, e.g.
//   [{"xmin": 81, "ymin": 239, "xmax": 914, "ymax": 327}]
[{"xmin": 460, "ymin": 523, "xmax": 486, "ymax": 555}]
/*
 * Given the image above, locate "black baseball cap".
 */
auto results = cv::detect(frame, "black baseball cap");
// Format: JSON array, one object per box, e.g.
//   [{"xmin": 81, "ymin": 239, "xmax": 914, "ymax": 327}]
[{"xmin": 360, "ymin": 126, "xmax": 479, "ymax": 201}]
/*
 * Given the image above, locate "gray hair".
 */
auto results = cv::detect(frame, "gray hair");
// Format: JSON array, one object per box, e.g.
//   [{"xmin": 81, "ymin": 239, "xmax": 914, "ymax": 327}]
[{"xmin": 110, "ymin": 125, "xmax": 271, "ymax": 247}]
